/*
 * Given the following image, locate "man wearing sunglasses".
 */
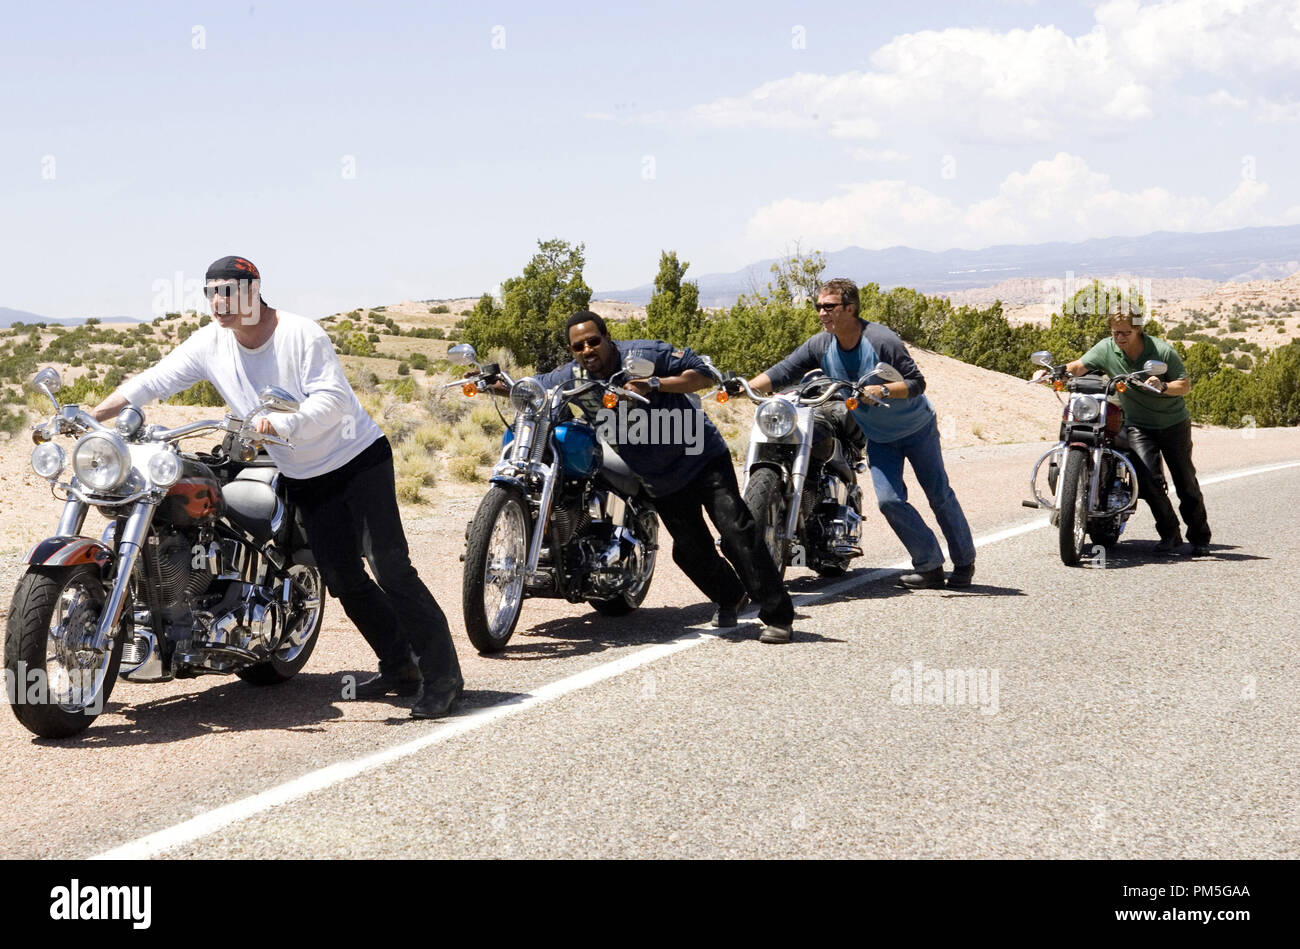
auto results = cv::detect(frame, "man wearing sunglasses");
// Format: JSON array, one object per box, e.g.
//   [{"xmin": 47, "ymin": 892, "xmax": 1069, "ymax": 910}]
[
  {"xmin": 528, "ymin": 311, "xmax": 796, "ymax": 643},
  {"xmin": 1047, "ymin": 311, "xmax": 1211, "ymax": 556},
  {"xmin": 745, "ymin": 279, "xmax": 976, "ymax": 590},
  {"xmin": 89, "ymin": 255, "xmax": 465, "ymax": 718}
]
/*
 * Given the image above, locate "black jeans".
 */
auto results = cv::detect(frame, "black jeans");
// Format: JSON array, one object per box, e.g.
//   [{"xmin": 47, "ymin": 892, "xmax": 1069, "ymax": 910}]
[
  {"xmin": 1124, "ymin": 419, "xmax": 1211, "ymax": 545},
  {"xmin": 281, "ymin": 437, "xmax": 462, "ymax": 690},
  {"xmin": 811, "ymin": 401, "xmax": 865, "ymax": 465},
  {"xmin": 651, "ymin": 453, "xmax": 795, "ymax": 627}
]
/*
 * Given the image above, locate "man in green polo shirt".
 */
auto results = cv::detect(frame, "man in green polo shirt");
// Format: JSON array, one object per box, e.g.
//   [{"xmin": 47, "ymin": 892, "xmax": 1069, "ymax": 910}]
[{"xmin": 1058, "ymin": 311, "xmax": 1212, "ymax": 555}]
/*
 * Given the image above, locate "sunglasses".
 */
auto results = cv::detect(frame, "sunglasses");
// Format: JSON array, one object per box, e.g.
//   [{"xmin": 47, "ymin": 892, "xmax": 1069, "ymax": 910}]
[
  {"xmin": 204, "ymin": 284, "xmax": 245, "ymax": 301},
  {"xmin": 815, "ymin": 301, "xmax": 842, "ymax": 312},
  {"xmin": 570, "ymin": 338, "xmax": 603, "ymax": 353}
]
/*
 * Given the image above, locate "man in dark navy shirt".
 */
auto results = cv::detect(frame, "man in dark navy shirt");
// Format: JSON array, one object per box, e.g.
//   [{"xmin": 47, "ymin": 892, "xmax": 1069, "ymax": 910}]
[{"xmin": 534, "ymin": 312, "xmax": 795, "ymax": 642}]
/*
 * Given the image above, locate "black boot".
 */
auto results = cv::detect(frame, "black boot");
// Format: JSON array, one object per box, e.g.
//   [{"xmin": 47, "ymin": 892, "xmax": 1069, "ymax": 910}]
[
  {"xmin": 355, "ymin": 661, "xmax": 422, "ymax": 699},
  {"xmin": 410, "ymin": 678, "xmax": 464, "ymax": 720}
]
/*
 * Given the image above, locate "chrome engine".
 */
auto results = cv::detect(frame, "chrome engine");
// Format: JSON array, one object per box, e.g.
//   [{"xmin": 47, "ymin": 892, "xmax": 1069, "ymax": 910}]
[{"xmin": 121, "ymin": 527, "xmax": 285, "ymax": 681}]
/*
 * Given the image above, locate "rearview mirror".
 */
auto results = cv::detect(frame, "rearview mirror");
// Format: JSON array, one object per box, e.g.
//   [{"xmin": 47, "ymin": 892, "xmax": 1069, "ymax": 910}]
[
  {"xmin": 1030, "ymin": 351, "xmax": 1054, "ymax": 368},
  {"xmin": 30, "ymin": 367, "xmax": 63, "ymax": 408},
  {"xmin": 870, "ymin": 363, "xmax": 904, "ymax": 383},
  {"xmin": 447, "ymin": 343, "xmax": 478, "ymax": 366},
  {"xmin": 623, "ymin": 355, "xmax": 656, "ymax": 379},
  {"xmin": 258, "ymin": 385, "xmax": 300, "ymax": 414},
  {"xmin": 1142, "ymin": 360, "xmax": 1167, "ymax": 376}
]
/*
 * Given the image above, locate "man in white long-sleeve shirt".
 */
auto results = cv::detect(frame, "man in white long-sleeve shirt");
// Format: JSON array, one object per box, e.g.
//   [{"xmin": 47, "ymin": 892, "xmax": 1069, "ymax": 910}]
[{"xmin": 90, "ymin": 256, "xmax": 463, "ymax": 719}]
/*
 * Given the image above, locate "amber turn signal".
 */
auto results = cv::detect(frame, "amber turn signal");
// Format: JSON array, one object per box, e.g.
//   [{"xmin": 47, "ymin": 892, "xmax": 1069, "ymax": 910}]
[
  {"xmin": 845, "ymin": 397, "xmax": 859, "ymax": 410},
  {"xmin": 462, "ymin": 383, "xmax": 478, "ymax": 397},
  {"xmin": 1116, "ymin": 381, "xmax": 1127, "ymax": 393},
  {"xmin": 1052, "ymin": 380, "xmax": 1065, "ymax": 392},
  {"xmin": 602, "ymin": 393, "xmax": 618, "ymax": 409},
  {"xmin": 715, "ymin": 391, "xmax": 729, "ymax": 404}
]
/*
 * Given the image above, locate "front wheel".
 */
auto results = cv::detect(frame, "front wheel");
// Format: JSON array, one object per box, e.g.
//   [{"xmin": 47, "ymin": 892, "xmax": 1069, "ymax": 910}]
[
  {"xmin": 463, "ymin": 486, "xmax": 530, "ymax": 653},
  {"xmin": 743, "ymin": 467, "xmax": 789, "ymax": 583},
  {"xmin": 238, "ymin": 564, "xmax": 325, "ymax": 685},
  {"xmin": 4, "ymin": 564, "xmax": 124, "ymax": 739},
  {"xmin": 1058, "ymin": 448, "xmax": 1090, "ymax": 566}
]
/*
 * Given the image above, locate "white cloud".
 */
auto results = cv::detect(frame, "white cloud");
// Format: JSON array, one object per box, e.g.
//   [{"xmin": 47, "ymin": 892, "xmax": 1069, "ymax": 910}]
[
  {"xmin": 1201, "ymin": 89, "xmax": 1249, "ymax": 109},
  {"xmin": 848, "ymin": 148, "xmax": 909, "ymax": 163},
  {"xmin": 745, "ymin": 153, "xmax": 1283, "ymax": 252},
  {"xmin": 687, "ymin": 0, "xmax": 1299, "ymax": 144},
  {"xmin": 1256, "ymin": 97, "xmax": 1300, "ymax": 122}
]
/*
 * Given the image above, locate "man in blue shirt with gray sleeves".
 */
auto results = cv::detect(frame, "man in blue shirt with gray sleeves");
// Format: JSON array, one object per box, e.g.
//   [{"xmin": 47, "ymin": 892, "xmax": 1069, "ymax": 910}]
[{"xmin": 746, "ymin": 279, "xmax": 976, "ymax": 589}]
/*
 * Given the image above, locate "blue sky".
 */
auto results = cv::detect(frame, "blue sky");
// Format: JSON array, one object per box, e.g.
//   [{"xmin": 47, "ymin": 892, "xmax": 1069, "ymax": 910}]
[{"xmin": 3, "ymin": 0, "xmax": 1298, "ymax": 319}]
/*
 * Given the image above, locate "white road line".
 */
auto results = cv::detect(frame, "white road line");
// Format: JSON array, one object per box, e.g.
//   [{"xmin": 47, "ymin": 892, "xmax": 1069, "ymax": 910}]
[{"xmin": 94, "ymin": 457, "xmax": 1300, "ymax": 860}]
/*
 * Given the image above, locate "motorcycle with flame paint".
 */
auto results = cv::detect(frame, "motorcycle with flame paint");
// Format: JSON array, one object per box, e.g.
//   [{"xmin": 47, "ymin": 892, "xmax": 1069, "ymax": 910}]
[{"xmin": 5, "ymin": 368, "xmax": 324, "ymax": 738}]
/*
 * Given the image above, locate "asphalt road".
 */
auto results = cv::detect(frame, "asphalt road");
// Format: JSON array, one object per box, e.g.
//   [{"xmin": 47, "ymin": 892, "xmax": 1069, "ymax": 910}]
[{"xmin": 1, "ymin": 429, "xmax": 1297, "ymax": 859}]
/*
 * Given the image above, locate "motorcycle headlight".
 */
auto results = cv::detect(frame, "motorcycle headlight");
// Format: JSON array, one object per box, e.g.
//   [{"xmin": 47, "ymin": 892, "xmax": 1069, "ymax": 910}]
[
  {"xmin": 72, "ymin": 431, "xmax": 131, "ymax": 492},
  {"xmin": 31, "ymin": 442, "xmax": 66, "ymax": 479},
  {"xmin": 147, "ymin": 448, "xmax": 183, "ymax": 488},
  {"xmin": 756, "ymin": 399, "xmax": 798, "ymax": 439},
  {"xmin": 1070, "ymin": 397, "xmax": 1100, "ymax": 422},
  {"xmin": 510, "ymin": 378, "xmax": 546, "ymax": 415}
]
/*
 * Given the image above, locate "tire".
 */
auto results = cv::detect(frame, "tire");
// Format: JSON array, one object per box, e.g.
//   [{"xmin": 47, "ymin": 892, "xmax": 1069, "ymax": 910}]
[
  {"xmin": 237, "ymin": 564, "xmax": 325, "ymax": 685},
  {"xmin": 463, "ymin": 486, "xmax": 530, "ymax": 653},
  {"xmin": 1089, "ymin": 521, "xmax": 1121, "ymax": 550},
  {"xmin": 814, "ymin": 562, "xmax": 848, "ymax": 578},
  {"xmin": 4, "ymin": 564, "xmax": 124, "ymax": 739},
  {"xmin": 1058, "ymin": 448, "xmax": 1089, "ymax": 566},
  {"xmin": 743, "ymin": 467, "xmax": 789, "ymax": 583},
  {"xmin": 588, "ymin": 509, "xmax": 658, "ymax": 616}
]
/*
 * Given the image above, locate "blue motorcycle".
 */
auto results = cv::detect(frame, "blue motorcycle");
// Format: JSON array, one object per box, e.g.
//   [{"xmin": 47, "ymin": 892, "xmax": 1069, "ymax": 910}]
[{"xmin": 446, "ymin": 345, "xmax": 660, "ymax": 653}]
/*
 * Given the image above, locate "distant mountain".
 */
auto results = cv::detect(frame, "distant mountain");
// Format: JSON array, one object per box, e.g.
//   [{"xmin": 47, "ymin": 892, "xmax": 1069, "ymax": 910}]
[
  {"xmin": 599, "ymin": 225, "xmax": 1300, "ymax": 307},
  {"xmin": 0, "ymin": 308, "xmax": 142, "ymax": 329}
]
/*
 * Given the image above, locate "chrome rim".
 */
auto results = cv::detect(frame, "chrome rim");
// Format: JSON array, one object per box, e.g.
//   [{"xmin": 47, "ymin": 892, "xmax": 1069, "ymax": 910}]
[
  {"xmin": 45, "ymin": 573, "xmax": 112, "ymax": 712},
  {"xmin": 276, "ymin": 564, "xmax": 323, "ymax": 662},
  {"xmin": 626, "ymin": 515, "xmax": 658, "ymax": 600},
  {"xmin": 483, "ymin": 500, "xmax": 526, "ymax": 639}
]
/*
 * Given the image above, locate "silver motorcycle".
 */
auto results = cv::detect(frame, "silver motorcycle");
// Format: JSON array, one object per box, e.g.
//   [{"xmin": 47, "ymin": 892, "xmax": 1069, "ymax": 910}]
[
  {"xmin": 6, "ymin": 368, "xmax": 324, "ymax": 738},
  {"xmin": 710, "ymin": 361, "xmax": 902, "ymax": 579}
]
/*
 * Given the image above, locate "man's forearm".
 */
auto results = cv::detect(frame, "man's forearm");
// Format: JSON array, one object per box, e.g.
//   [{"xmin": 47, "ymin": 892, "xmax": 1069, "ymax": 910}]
[{"xmin": 89, "ymin": 392, "xmax": 129, "ymax": 423}]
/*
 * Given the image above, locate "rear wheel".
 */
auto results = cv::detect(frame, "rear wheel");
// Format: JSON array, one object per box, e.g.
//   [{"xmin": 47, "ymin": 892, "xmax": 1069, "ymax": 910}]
[
  {"xmin": 1058, "ymin": 448, "xmax": 1089, "ymax": 566},
  {"xmin": 743, "ymin": 467, "xmax": 789, "ymax": 582},
  {"xmin": 463, "ymin": 486, "xmax": 529, "ymax": 653},
  {"xmin": 4, "ymin": 565, "xmax": 124, "ymax": 739},
  {"xmin": 589, "ymin": 510, "xmax": 658, "ymax": 616},
  {"xmin": 238, "ymin": 564, "xmax": 325, "ymax": 685}
]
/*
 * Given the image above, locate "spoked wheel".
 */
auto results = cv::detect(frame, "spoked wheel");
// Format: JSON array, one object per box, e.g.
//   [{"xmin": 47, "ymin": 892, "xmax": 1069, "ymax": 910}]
[
  {"xmin": 744, "ymin": 467, "xmax": 789, "ymax": 582},
  {"xmin": 589, "ymin": 509, "xmax": 659, "ymax": 616},
  {"xmin": 463, "ymin": 486, "xmax": 529, "ymax": 653},
  {"xmin": 4, "ymin": 564, "xmax": 124, "ymax": 739},
  {"xmin": 238, "ymin": 564, "xmax": 325, "ymax": 685},
  {"xmin": 1058, "ymin": 448, "xmax": 1089, "ymax": 566}
]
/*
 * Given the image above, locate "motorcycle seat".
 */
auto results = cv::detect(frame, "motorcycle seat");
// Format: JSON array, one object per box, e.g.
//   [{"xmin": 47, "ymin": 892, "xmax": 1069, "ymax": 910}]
[
  {"xmin": 233, "ymin": 466, "xmax": 278, "ymax": 485},
  {"xmin": 595, "ymin": 440, "xmax": 641, "ymax": 497}
]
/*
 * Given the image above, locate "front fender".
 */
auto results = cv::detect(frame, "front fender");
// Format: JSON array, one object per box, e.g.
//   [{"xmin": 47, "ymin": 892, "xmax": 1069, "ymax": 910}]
[{"xmin": 24, "ymin": 536, "xmax": 113, "ymax": 571}]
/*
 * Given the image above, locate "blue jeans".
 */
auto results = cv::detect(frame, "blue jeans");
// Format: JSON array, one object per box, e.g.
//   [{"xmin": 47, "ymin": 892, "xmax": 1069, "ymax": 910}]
[{"xmin": 866, "ymin": 417, "xmax": 975, "ymax": 571}]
